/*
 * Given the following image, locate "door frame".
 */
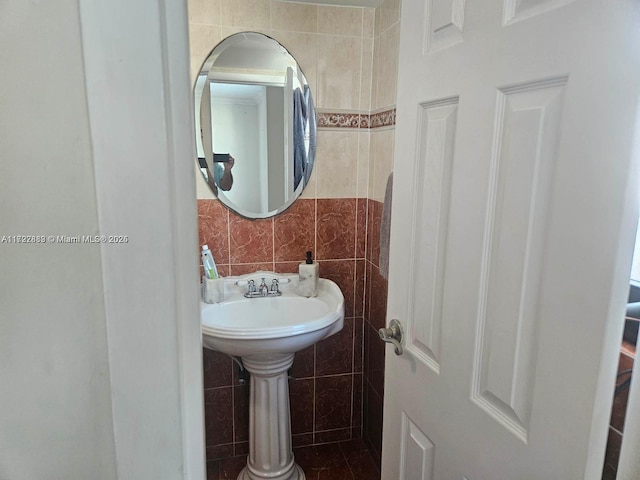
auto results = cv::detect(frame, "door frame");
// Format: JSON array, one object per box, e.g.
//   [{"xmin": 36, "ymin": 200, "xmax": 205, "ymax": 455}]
[{"xmin": 79, "ymin": 0, "xmax": 205, "ymax": 478}]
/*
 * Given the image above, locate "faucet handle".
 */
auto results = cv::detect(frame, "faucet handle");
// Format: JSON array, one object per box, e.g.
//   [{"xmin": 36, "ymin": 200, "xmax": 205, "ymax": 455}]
[
  {"xmin": 247, "ymin": 279, "xmax": 256, "ymax": 293},
  {"xmin": 259, "ymin": 278, "xmax": 269, "ymax": 296},
  {"xmin": 270, "ymin": 279, "xmax": 280, "ymax": 292}
]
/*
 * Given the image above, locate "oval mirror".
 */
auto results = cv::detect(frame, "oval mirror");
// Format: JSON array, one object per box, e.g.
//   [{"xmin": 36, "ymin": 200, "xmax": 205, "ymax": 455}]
[{"xmin": 194, "ymin": 32, "xmax": 317, "ymax": 219}]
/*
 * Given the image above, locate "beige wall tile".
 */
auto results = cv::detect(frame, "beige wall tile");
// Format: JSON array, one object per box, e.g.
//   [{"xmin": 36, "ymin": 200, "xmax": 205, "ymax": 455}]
[
  {"xmin": 360, "ymin": 38, "xmax": 374, "ymax": 112},
  {"xmin": 220, "ymin": 26, "xmax": 272, "ymax": 39},
  {"xmin": 370, "ymin": 33, "xmax": 380, "ymax": 111},
  {"xmin": 272, "ymin": 31, "xmax": 318, "ymax": 95},
  {"xmin": 316, "ymin": 130, "xmax": 359, "ymax": 198},
  {"xmin": 271, "ymin": 1, "xmax": 317, "ymax": 33},
  {"xmin": 363, "ymin": 8, "xmax": 375, "ymax": 39},
  {"xmin": 300, "ymin": 165, "xmax": 317, "ymax": 199},
  {"xmin": 188, "ymin": 0, "xmax": 220, "ymax": 25},
  {"xmin": 189, "ymin": 24, "xmax": 223, "ymax": 81},
  {"xmin": 220, "ymin": 0, "xmax": 270, "ymax": 29},
  {"xmin": 357, "ymin": 131, "xmax": 370, "ymax": 199},
  {"xmin": 317, "ymin": 6, "xmax": 362, "ymax": 37},
  {"xmin": 317, "ymin": 35, "xmax": 362, "ymax": 110},
  {"xmin": 369, "ymin": 128, "xmax": 394, "ymax": 202},
  {"xmin": 196, "ymin": 169, "xmax": 215, "ymax": 199},
  {"xmin": 374, "ymin": 0, "xmax": 400, "ymax": 37},
  {"xmin": 375, "ymin": 22, "xmax": 399, "ymax": 109}
]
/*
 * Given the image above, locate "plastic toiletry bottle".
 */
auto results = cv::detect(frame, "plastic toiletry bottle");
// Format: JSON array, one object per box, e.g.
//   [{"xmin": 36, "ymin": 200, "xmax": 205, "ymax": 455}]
[
  {"xmin": 298, "ymin": 250, "xmax": 318, "ymax": 297},
  {"xmin": 201, "ymin": 244, "xmax": 218, "ymax": 279}
]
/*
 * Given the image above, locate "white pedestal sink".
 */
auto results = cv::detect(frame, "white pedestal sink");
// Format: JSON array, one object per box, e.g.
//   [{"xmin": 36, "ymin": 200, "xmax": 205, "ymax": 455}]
[{"xmin": 201, "ymin": 272, "xmax": 344, "ymax": 480}]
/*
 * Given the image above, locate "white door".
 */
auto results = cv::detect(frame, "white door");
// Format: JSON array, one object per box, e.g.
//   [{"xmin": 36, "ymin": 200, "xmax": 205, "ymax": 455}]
[{"xmin": 382, "ymin": 1, "xmax": 640, "ymax": 479}]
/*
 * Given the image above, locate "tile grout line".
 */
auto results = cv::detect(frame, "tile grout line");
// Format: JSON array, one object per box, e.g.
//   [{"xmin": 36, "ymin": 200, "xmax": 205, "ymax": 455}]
[
  {"xmin": 226, "ymin": 206, "xmax": 231, "ymax": 269},
  {"xmin": 271, "ymin": 217, "xmax": 275, "ymax": 271},
  {"xmin": 339, "ymin": 438, "xmax": 358, "ymax": 480}
]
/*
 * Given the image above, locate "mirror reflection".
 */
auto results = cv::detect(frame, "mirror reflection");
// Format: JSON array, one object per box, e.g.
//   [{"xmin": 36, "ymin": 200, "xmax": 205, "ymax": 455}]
[{"xmin": 195, "ymin": 32, "xmax": 316, "ymax": 219}]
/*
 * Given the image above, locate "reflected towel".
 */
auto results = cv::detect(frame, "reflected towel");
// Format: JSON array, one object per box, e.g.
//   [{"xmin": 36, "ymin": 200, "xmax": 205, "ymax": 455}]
[
  {"xmin": 293, "ymin": 87, "xmax": 307, "ymax": 190},
  {"xmin": 379, "ymin": 172, "xmax": 393, "ymax": 280},
  {"xmin": 303, "ymin": 85, "xmax": 316, "ymax": 185}
]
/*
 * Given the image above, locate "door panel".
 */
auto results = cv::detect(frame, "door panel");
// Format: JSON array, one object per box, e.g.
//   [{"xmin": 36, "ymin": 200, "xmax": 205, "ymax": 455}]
[
  {"xmin": 472, "ymin": 77, "xmax": 567, "ymax": 442},
  {"xmin": 426, "ymin": 0, "xmax": 465, "ymax": 52},
  {"xmin": 408, "ymin": 98, "xmax": 459, "ymax": 373},
  {"xmin": 399, "ymin": 412, "xmax": 435, "ymax": 480},
  {"xmin": 383, "ymin": 0, "xmax": 640, "ymax": 478}
]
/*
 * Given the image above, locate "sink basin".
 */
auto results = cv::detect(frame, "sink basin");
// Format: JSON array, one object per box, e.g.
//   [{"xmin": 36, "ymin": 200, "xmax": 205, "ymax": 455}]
[
  {"xmin": 201, "ymin": 271, "xmax": 344, "ymax": 357},
  {"xmin": 200, "ymin": 271, "xmax": 344, "ymax": 480}
]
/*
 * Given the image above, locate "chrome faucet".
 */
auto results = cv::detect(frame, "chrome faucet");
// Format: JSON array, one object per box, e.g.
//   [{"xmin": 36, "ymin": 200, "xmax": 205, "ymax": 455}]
[
  {"xmin": 259, "ymin": 278, "xmax": 269, "ymax": 296},
  {"xmin": 239, "ymin": 276, "xmax": 286, "ymax": 298}
]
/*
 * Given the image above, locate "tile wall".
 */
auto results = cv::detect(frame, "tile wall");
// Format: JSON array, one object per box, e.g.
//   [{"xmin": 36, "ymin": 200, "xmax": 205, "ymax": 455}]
[
  {"xmin": 198, "ymin": 197, "xmax": 367, "ymax": 458},
  {"xmin": 190, "ymin": 0, "xmax": 400, "ymax": 468},
  {"xmin": 602, "ymin": 319, "xmax": 637, "ymax": 479},
  {"xmin": 363, "ymin": 0, "xmax": 400, "ymax": 468}
]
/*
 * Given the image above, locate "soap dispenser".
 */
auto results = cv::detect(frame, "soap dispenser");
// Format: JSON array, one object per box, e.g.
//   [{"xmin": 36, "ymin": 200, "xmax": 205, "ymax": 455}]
[{"xmin": 298, "ymin": 251, "xmax": 318, "ymax": 297}]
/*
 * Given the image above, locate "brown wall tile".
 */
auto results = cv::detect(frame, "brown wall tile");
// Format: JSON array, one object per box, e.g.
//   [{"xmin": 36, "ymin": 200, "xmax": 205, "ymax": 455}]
[
  {"xmin": 292, "ymin": 433, "xmax": 314, "ymax": 448},
  {"xmin": 603, "ymin": 427, "xmax": 622, "ymax": 477},
  {"xmin": 352, "ymin": 373, "xmax": 363, "ymax": 427},
  {"xmin": 205, "ymin": 387, "xmax": 234, "ymax": 446},
  {"xmin": 354, "ymin": 317, "xmax": 364, "ymax": 373},
  {"xmin": 290, "ymin": 378, "xmax": 315, "ymax": 435},
  {"xmin": 228, "ymin": 214, "xmax": 274, "ymax": 264},
  {"xmin": 274, "ymin": 199, "xmax": 316, "ymax": 262},
  {"xmin": 316, "ymin": 375, "xmax": 353, "ymax": 431},
  {"xmin": 206, "ymin": 459, "xmax": 219, "ymax": 479},
  {"xmin": 363, "ymin": 381, "xmax": 383, "ymax": 470},
  {"xmin": 316, "ymin": 317, "xmax": 354, "ymax": 376},
  {"xmin": 366, "ymin": 199, "xmax": 382, "ymax": 267},
  {"xmin": 206, "ymin": 444, "xmax": 233, "ymax": 462},
  {"xmin": 368, "ymin": 263, "xmax": 388, "ymax": 330},
  {"xmin": 198, "ymin": 199, "xmax": 230, "ymax": 265},
  {"xmin": 292, "ymin": 345, "xmax": 315, "ymax": 379},
  {"xmin": 234, "ymin": 385, "xmax": 250, "ymax": 442},
  {"xmin": 610, "ymin": 351, "xmax": 635, "ymax": 439},
  {"xmin": 355, "ymin": 259, "xmax": 366, "ymax": 317},
  {"xmin": 274, "ymin": 261, "xmax": 300, "ymax": 274},
  {"xmin": 356, "ymin": 198, "xmax": 368, "ymax": 258},
  {"xmin": 230, "ymin": 262, "xmax": 274, "ymax": 276},
  {"xmin": 216, "ymin": 264, "xmax": 230, "ymax": 277},
  {"xmin": 218, "ymin": 456, "xmax": 247, "ymax": 479},
  {"xmin": 203, "ymin": 348, "xmax": 233, "ymax": 389},
  {"xmin": 319, "ymin": 260, "xmax": 355, "ymax": 318},
  {"xmin": 234, "ymin": 441, "xmax": 249, "ymax": 457},
  {"xmin": 366, "ymin": 323, "xmax": 385, "ymax": 398},
  {"xmin": 317, "ymin": 198, "xmax": 357, "ymax": 260}
]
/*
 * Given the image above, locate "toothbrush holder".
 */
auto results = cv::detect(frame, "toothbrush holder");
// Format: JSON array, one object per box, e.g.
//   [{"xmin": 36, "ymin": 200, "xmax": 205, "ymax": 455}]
[{"xmin": 202, "ymin": 276, "xmax": 224, "ymax": 304}]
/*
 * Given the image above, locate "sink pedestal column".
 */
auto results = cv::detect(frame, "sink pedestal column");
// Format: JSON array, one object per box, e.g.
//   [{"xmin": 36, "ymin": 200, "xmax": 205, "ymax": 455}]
[{"xmin": 238, "ymin": 353, "xmax": 305, "ymax": 480}]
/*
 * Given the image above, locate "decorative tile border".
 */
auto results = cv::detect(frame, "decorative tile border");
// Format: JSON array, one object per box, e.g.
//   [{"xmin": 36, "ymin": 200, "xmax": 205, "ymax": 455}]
[
  {"xmin": 317, "ymin": 112, "xmax": 363, "ymax": 129},
  {"xmin": 317, "ymin": 108, "xmax": 396, "ymax": 130},
  {"xmin": 369, "ymin": 108, "xmax": 396, "ymax": 129}
]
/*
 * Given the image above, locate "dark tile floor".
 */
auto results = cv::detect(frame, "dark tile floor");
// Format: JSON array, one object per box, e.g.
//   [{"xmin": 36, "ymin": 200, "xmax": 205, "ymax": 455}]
[{"xmin": 207, "ymin": 439, "xmax": 380, "ymax": 480}]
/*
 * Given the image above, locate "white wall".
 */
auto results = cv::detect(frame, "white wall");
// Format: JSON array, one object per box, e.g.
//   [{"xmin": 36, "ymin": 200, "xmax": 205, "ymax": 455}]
[
  {"xmin": 0, "ymin": 0, "xmax": 204, "ymax": 479},
  {"xmin": 266, "ymin": 86, "xmax": 285, "ymax": 211},
  {"xmin": 0, "ymin": 1, "xmax": 117, "ymax": 479},
  {"xmin": 212, "ymin": 100, "xmax": 263, "ymax": 212}
]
